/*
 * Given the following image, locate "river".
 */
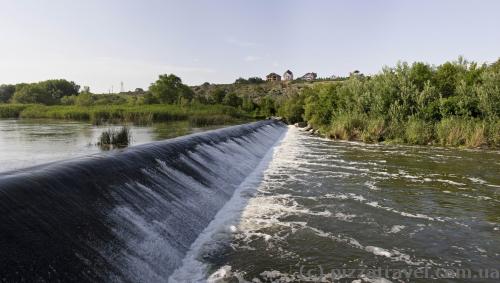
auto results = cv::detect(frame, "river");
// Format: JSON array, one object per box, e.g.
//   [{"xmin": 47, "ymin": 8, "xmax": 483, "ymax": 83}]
[
  {"xmin": 177, "ymin": 126, "xmax": 500, "ymax": 282},
  {"xmin": 0, "ymin": 121, "xmax": 498, "ymax": 282},
  {"xmin": 0, "ymin": 119, "xmax": 235, "ymax": 172}
]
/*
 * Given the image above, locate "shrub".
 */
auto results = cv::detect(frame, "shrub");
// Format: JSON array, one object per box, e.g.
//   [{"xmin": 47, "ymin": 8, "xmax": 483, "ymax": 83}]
[
  {"xmin": 405, "ymin": 118, "xmax": 434, "ymax": 145},
  {"xmin": 435, "ymin": 118, "xmax": 487, "ymax": 147},
  {"xmin": 98, "ymin": 127, "xmax": 131, "ymax": 148},
  {"xmin": 361, "ymin": 118, "xmax": 386, "ymax": 143},
  {"xmin": 329, "ymin": 113, "xmax": 367, "ymax": 140}
]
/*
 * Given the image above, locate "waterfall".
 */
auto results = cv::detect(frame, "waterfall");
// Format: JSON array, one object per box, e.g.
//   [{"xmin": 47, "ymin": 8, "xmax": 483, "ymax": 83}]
[{"xmin": 0, "ymin": 120, "xmax": 287, "ymax": 282}]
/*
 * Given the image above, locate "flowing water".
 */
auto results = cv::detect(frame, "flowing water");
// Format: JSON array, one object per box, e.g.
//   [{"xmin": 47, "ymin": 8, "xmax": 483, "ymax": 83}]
[
  {"xmin": 0, "ymin": 122, "xmax": 499, "ymax": 282},
  {"xmin": 183, "ymin": 127, "xmax": 500, "ymax": 283}
]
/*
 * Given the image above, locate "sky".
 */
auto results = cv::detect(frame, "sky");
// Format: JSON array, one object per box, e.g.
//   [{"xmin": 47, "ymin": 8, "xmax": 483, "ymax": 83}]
[{"xmin": 0, "ymin": 0, "xmax": 499, "ymax": 93}]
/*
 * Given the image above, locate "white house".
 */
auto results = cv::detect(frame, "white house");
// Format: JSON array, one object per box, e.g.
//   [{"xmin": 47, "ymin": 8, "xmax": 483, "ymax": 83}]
[
  {"xmin": 283, "ymin": 70, "xmax": 293, "ymax": 81},
  {"xmin": 301, "ymin": 72, "xmax": 317, "ymax": 81}
]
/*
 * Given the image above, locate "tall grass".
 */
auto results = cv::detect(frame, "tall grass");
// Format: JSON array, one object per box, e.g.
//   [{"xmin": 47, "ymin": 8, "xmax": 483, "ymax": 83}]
[
  {"xmin": 0, "ymin": 104, "xmax": 30, "ymax": 118},
  {"xmin": 0, "ymin": 104, "xmax": 248, "ymax": 125},
  {"xmin": 435, "ymin": 118, "xmax": 487, "ymax": 148},
  {"xmin": 328, "ymin": 113, "xmax": 367, "ymax": 140},
  {"xmin": 405, "ymin": 118, "xmax": 434, "ymax": 145},
  {"xmin": 98, "ymin": 127, "xmax": 131, "ymax": 148}
]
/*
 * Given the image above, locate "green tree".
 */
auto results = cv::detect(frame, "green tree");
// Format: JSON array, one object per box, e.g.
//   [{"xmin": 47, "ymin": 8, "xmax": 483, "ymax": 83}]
[
  {"xmin": 209, "ymin": 88, "xmax": 226, "ymax": 104},
  {"xmin": 241, "ymin": 96, "xmax": 255, "ymax": 112},
  {"xmin": 39, "ymin": 79, "xmax": 80, "ymax": 101},
  {"xmin": 12, "ymin": 84, "xmax": 55, "ymax": 105},
  {"xmin": 258, "ymin": 96, "xmax": 276, "ymax": 117},
  {"xmin": 279, "ymin": 94, "xmax": 304, "ymax": 123},
  {"xmin": 434, "ymin": 62, "xmax": 459, "ymax": 97},
  {"xmin": 0, "ymin": 84, "xmax": 16, "ymax": 103},
  {"xmin": 222, "ymin": 92, "xmax": 242, "ymax": 107},
  {"xmin": 149, "ymin": 74, "xmax": 193, "ymax": 104}
]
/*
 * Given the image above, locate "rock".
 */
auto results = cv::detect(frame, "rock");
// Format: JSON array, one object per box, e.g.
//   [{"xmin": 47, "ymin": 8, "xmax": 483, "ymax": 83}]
[{"xmin": 294, "ymin": 121, "xmax": 308, "ymax": 128}]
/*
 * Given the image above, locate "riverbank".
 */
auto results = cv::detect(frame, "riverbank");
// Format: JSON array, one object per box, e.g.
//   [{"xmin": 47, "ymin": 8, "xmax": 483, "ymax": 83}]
[
  {"xmin": 0, "ymin": 104, "xmax": 252, "ymax": 126},
  {"xmin": 296, "ymin": 118, "xmax": 499, "ymax": 149}
]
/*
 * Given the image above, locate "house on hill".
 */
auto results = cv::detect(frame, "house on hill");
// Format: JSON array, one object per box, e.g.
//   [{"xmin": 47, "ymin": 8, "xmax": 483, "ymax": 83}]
[
  {"xmin": 283, "ymin": 70, "xmax": 293, "ymax": 81},
  {"xmin": 266, "ymin": 73, "xmax": 281, "ymax": 82},
  {"xmin": 301, "ymin": 72, "xmax": 317, "ymax": 81}
]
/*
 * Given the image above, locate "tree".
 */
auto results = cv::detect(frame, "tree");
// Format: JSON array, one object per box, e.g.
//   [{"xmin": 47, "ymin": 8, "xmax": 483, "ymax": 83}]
[
  {"xmin": 12, "ymin": 84, "xmax": 54, "ymax": 105},
  {"xmin": 279, "ymin": 94, "xmax": 305, "ymax": 123},
  {"xmin": 39, "ymin": 79, "xmax": 80, "ymax": 100},
  {"xmin": 0, "ymin": 84, "xmax": 16, "ymax": 103},
  {"xmin": 149, "ymin": 74, "xmax": 193, "ymax": 104},
  {"xmin": 234, "ymin": 77, "xmax": 248, "ymax": 84},
  {"xmin": 258, "ymin": 96, "xmax": 276, "ymax": 117},
  {"xmin": 248, "ymin": 77, "xmax": 264, "ymax": 84},
  {"xmin": 409, "ymin": 62, "xmax": 433, "ymax": 91},
  {"xmin": 222, "ymin": 92, "xmax": 242, "ymax": 107},
  {"xmin": 209, "ymin": 88, "xmax": 226, "ymax": 104},
  {"xmin": 434, "ymin": 62, "xmax": 459, "ymax": 97},
  {"xmin": 241, "ymin": 96, "xmax": 255, "ymax": 112}
]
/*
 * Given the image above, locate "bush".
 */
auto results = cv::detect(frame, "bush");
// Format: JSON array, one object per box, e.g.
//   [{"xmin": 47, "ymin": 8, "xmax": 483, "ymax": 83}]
[
  {"xmin": 329, "ymin": 113, "xmax": 367, "ymax": 140},
  {"xmin": 361, "ymin": 118, "xmax": 386, "ymax": 143},
  {"xmin": 0, "ymin": 104, "xmax": 29, "ymax": 118},
  {"xmin": 405, "ymin": 118, "xmax": 434, "ymax": 145},
  {"xmin": 435, "ymin": 118, "xmax": 487, "ymax": 147}
]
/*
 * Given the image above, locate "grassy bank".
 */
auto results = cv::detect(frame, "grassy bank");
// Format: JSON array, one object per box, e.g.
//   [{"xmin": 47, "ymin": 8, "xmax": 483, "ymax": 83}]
[
  {"xmin": 0, "ymin": 103, "xmax": 250, "ymax": 126},
  {"xmin": 320, "ymin": 113, "xmax": 499, "ymax": 148},
  {"xmin": 279, "ymin": 58, "xmax": 500, "ymax": 149}
]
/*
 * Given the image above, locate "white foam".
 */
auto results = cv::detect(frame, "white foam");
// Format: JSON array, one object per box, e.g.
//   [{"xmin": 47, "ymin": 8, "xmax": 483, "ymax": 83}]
[
  {"xmin": 168, "ymin": 127, "xmax": 288, "ymax": 282},
  {"xmin": 388, "ymin": 225, "xmax": 405, "ymax": 233},
  {"xmin": 364, "ymin": 181, "xmax": 380, "ymax": 191}
]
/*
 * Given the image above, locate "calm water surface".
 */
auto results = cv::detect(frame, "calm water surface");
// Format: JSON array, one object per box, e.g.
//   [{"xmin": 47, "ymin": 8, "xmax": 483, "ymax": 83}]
[{"xmin": 0, "ymin": 118, "xmax": 232, "ymax": 172}]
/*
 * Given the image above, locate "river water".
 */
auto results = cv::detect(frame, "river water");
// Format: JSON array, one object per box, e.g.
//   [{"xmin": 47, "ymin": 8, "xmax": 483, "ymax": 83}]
[
  {"xmin": 182, "ymin": 126, "xmax": 500, "ymax": 282},
  {"xmin": 0, "ymin": 121, "xmax": 499, "ymax": 282},
  {"xmin": 0, "ymin": 119, "xmax": 233, "ymax": 172}
]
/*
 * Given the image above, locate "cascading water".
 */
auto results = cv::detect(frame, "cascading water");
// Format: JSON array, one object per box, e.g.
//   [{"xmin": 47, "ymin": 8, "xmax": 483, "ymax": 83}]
[{"xmin": 0, "ymin": 120, "xmax": 287, "ymax": 282}]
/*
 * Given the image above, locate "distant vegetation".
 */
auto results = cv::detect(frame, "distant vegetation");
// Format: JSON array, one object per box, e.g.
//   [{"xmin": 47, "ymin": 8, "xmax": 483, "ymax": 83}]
[
  {"xmin": 277, "ymin": 57, "xmax": 500, "ymax": 148},
  {"xmin": 1, "ymin": 57, "xmax": 498, "ymax": 148}
]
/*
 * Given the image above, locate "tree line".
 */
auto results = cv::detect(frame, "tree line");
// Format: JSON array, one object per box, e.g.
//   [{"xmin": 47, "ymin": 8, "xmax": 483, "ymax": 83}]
[
  {"xmin": 277, "ymin": 57, "xmax": 499, "ymax": 147},
  {"xmin": 1, "ymin": 57, "xmax": 498, "ymax": 147}
]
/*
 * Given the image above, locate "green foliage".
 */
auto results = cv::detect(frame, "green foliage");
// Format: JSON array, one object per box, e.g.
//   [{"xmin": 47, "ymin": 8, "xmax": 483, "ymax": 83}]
[
  {"xmin": 0, "ymin": 104, "xmax": 29, "ymax": 118},
  {"xmin": 0, "ymin": 84, "xmax": 16, "ymax": 103},
  {"xmin": 209, "ymin": 88, "xmax": 226, "ymax": 104},
  {"xmin": 258, "ymin": 96, "xmax": 276, "ymax": 117},
  {"xmin": 328, "ymin": 113, "xmax": 367, "ymax": 140},
  {"xmin": 9, "ymin": 79, "xmax": 79, "ymax": 105},
  {"xmin": 435, "ymin": 118, "xmax": 486, "ymax": 147},
  {"xmin": 222, "ymin": 92, "xmax": 242, "ymax": 107},
  {"xmin": 279, "ymin": 57, "xmax": 499, "ymax": 148},
  {"xmin": 278, "ymin": 94, "xmax": 304, "ymax": 124},
  {"xmin": 12, "ymin": 84, "xmax": 55, "ymax": 105},
  {"xmin": 405, "ymin": 117, "xmax": 434, "ymax": 145},
  {"xmin": 149, "ymin": 74, "xmax": 193, "ymax": 104},
  {"xmin": 234, "ymin": 77, "xmax": 264, "ymax": 84},
  {"xmin": 241, "ymin": 96, "xmax": 255, "ymax": 112},
  {"xmin": 1, "ymin": 104, "xmax": 250, "ymax": 126},
  {"xmin": 98, "ymin": 127, "xmax": 131, "ymax": 148}
]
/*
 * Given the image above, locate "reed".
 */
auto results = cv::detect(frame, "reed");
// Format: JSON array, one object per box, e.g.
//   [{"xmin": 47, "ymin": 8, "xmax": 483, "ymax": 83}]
[
  {"xmin": 98, "ymin": 127, "xmax": 131, "ymax": 148},
  {"xmin": 1, "ymin": 104, "xmax": 248, "ymax": 124}
]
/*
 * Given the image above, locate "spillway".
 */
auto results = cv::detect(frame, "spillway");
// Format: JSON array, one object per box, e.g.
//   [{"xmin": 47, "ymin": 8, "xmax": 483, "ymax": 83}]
[{"xmin": 0, "ymin": 120, "xmax": 287, "ymax": 282}]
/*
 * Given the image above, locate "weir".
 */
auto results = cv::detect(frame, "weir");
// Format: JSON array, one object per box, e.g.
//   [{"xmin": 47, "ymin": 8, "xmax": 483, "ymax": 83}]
[{"xmin": 0, "ymin": 120, "xmax": 287, "ymax": 282}]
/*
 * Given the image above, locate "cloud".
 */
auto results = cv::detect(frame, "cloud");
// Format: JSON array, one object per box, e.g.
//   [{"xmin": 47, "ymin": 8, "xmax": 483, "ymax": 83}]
[{"xmin": 244, "ymin": 55, "xmax": 261, "ymax": 62}]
